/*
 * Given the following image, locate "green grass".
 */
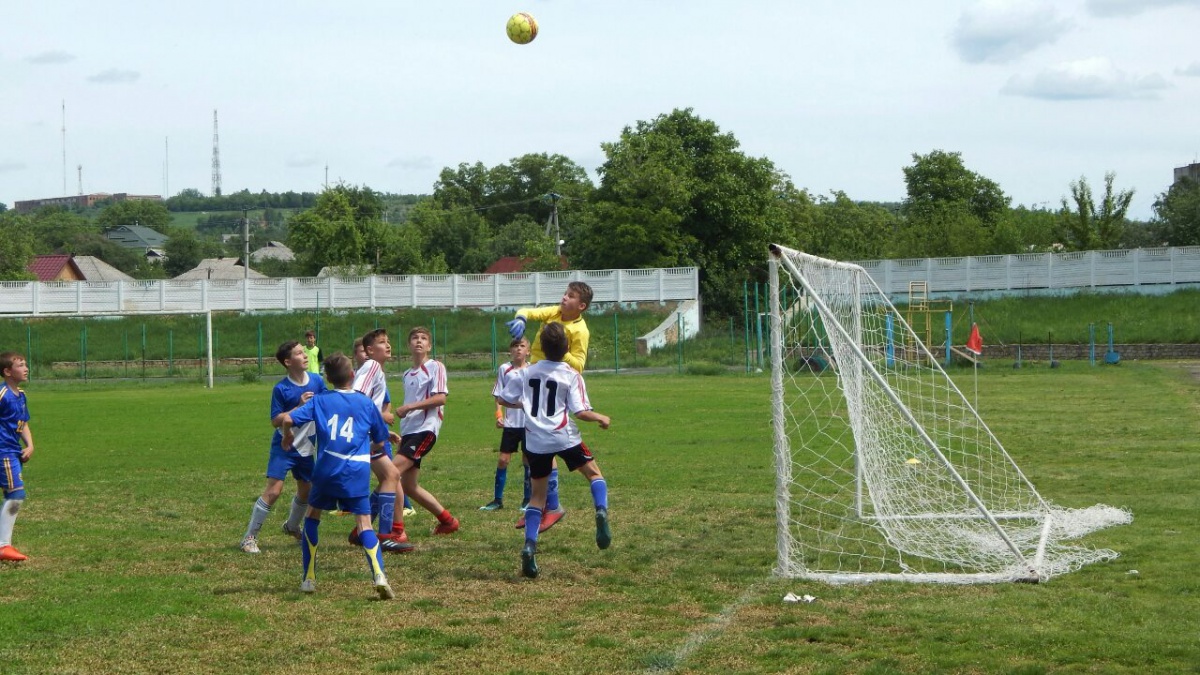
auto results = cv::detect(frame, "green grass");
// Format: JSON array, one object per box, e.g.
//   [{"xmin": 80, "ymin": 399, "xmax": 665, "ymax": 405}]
[{"xmin": 0, "ymin": 362, "xmax": 1197, "ymax": 672}]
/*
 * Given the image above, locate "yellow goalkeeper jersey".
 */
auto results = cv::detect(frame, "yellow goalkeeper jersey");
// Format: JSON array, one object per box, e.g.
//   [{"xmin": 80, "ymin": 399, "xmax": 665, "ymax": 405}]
[{"xmin": 517, "ymin": 305, "xmax": 589, "ymax": 374}]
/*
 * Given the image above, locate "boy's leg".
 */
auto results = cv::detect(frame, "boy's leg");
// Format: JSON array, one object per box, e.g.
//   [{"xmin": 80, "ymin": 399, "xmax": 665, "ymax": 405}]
[
  {"xmin": 541, "ymin": 461, "xmax": 566, "ymax": 533},
  {"xmin": 354, "ymin": 513, "xmax": 394, "ymax": 600},
  {"xmin": 521, "ymin": 476, "xmax": 549, "ymax": 578},
  {"xmin": 0, "ymin": 490, "xmax": 26, "ymax": 561},
  {"xmin": 515, "ymin": 454, "xmax": 532, "ymax": 528},
  {"xmin": 398, "ymin": 462, "xmax": 458, "ymax": 535},
  {"xmin": 283, "ymin": 479, "xmax": 311, "ymax": 538},
  {"xmin": 243, "ymin": 478, "xmax": 285, "ymax": 553},
  {"xmin": 482, "ymin": 451, "xmax": 512, "ymax": 511},
  {"xmin": 577, "ymin": 461, "xmax": 611, "ymax": 550},
  {"xmin": 300, "ymin": 510, "xmax": 322, "ymax": 593}
]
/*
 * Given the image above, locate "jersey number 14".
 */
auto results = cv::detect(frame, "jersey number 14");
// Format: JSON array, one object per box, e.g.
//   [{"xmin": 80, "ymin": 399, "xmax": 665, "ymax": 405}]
[{"xmin": 326, "ymin": 414, "xmax": 355, "ymax": 442}]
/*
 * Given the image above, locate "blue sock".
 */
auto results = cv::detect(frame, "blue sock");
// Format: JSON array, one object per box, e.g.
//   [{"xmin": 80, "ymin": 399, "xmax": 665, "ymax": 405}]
[
  {"xmin": 494, "ymin": 467, "xmax": 508, "ymax": 502},
  {"xmin": 378, "ymin": 492, "xmax": 396, "ymax": 533},
  {"xmin": 524, "ymin": 506, "xmax": 543, "ymax": 544},
  {"xmin": 546, "ymin": 469, "xmax": 560, "ymax": 511},
  {"xmin": 590, "ymin": 478, "xmax": 608, "ymax": 511},
  {"xmin": 359, "ymin": 528, "xmax": 385, "ymax": 575},
  {"xmin": 403, "ymin": 494, "xmax": 412, "ymax": 509},
  {"xmin": 370, "ymin": 491, "xmax": 380, "ymax": 520},
  {"xmin": 522, "ymin": 466, "xmax": 532, "ymax": 505},
  {"xmin": 302, "ymin": 517, "xmax": 320, "ymax": 581}
]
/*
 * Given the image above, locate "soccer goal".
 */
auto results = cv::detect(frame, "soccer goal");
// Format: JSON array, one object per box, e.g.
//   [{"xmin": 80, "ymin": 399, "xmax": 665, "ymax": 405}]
[{"xmin": 767, "ymin": 245, "xmax": 1130, "ymax": 584}]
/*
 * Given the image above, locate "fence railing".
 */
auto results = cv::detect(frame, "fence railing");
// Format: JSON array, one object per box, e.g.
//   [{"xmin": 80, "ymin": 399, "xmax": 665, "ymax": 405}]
[
  {"xmin": 0, "ymin": 267, "xmax": 700, "ymax": 316},
  {"xmin": 852, "ymin": 246, "xmax": 1200, "ymax": 296}
]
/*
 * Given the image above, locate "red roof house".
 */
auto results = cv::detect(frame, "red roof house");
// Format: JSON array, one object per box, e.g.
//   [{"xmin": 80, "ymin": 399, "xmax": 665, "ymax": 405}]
[{"xmin": 27, "ymin": 254, "xmax": 85, "ymax": 282}]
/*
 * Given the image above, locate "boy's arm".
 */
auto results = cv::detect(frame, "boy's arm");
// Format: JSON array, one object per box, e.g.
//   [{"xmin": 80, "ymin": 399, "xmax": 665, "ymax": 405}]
[
  {"xmin": 278, "ymin": 412, "xmax": 295, "ymax": 450},
  {"xmin": 575, "ymin": 410, "xmax": 610, "ymax": 429},
  {"xmin": 396, "ymin": 393, "xmax": 447, "ymax": 419},
  {"xmin": 565, "ymin": 327, "xmax": 589, "ymax": 373},
  {"xmin": 273, "ymin": 391, "xmax": 317, "ymax": 428},
  {"xmin": 516, "ymin": 306, "xmax": 559, "ymax": 322},
  {"xmin": 496, "ymin": 396, "xmax": 521, "ymax": 409},
  {"xmin": 19, "ymin": 423, "xmax": 33, "ymax": 462}
]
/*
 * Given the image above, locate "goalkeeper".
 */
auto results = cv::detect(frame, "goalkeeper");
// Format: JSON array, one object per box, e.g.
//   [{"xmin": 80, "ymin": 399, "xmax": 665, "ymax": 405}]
[{"xmin": 504, "ymin": 281, "xmax": 592, "ymax": 533}]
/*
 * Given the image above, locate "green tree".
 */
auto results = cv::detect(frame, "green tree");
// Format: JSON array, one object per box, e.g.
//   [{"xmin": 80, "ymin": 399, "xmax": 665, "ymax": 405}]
[
  {"xmin": 898, "ymin": 150, "xmax": 1010, "ymax": 257},
  {"xmin": 803, "ymin": 191, "xmax": 895, "ymax": 260},
  {"xmin": 407, "ymin": 200, "xmax": 494, "ymax": 273},
  {"xmin": 96, "ymin": 200, "xmax": 172, "ymax": 233},
  {"xmin": 1153, "ymin": 177, "xmax": 1200, "ymax": 246},
  {"xmin": 162, "ymin": 228, "xmax": 222, "ymax": 277},
  {"xmin": 27, "ymin": 208, "xmax": 96, "ymax": 254},
  {"xmin": 990, "ymin": 205, "xmax": 1058, "ymax": 253},
  {"xmin": 0, "ymin": 211, "xmax": 36, "ymax": 280},
  {"xmin": 1059, "ymin": 172, "xmax": 1134, "ymax": 250}
]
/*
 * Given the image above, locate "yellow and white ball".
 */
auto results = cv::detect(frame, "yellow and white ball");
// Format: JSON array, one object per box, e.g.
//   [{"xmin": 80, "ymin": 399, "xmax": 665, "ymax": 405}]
[{"xmin": 506, "ymin": 12, "xmax": 538, "ymax": 45}]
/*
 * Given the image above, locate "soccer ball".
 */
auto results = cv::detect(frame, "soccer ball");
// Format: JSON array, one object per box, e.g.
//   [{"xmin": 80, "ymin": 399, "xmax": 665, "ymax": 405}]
[{"xmin": 506, "ymin": 12, "xmax": 538, "ymax": 45}]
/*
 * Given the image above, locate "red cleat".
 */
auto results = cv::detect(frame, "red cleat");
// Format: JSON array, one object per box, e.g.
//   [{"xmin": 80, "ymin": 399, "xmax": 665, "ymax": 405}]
[
  {"xmin": 515, "ymin": 513, "xmax": 525, "ymax": 529},
  {"xmin": 347, "ymin": 528, "xmax": 361, "ymax": 546},
  {"xmin": 539, "ymin": 507, "xmax": 566, "ymax": 533},
  {"xmin": 432, "ymin": 516, "xmax": 460, "ymax": 535},
  {"xmin": 383, "ymin": 528, "xmax": 409, "ymax": 544},
  {"xmin": 0, "ymin": 545, "xmax": 28, "ymax": 562}
]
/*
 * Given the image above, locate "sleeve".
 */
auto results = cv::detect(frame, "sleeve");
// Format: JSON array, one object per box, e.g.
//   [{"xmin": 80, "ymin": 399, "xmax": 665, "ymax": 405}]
[
  {"xmin": 565, "ymin": 322, "xmax": 590, "ymax": 374},
  {"xmin": 270, "ymin": 383, "xmax": 287, "ymax": 420},
  {"xmin": 499, "ymin": 371, "xmax": 524, "ymax": 405},
  {"xmin": 491, "ymin": 366, "xmax": 506, "ymax": 398},
  {"xmin": 566, "ymin": 371, "xmax": 592, "ymax": 414},
  {"xmin": 518, "ymin": 306, "xmax": 559, "ymax": 322},
  {"xmin": 289, "ymin": 398, "xmax": 316, "ymax": 428},
  {"xmin": 314, "ymin": 375, "xmax": 326, "ymax": 393},
  {"xmin": 433, "ymin": 361, "xmax": 448, "ymax": 396}
]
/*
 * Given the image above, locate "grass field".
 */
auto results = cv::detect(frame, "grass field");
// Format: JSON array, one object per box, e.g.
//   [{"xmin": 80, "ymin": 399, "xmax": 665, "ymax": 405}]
[{"xmin": 0, "ymin": 362, "xmax": 1197, "ymax": 673}]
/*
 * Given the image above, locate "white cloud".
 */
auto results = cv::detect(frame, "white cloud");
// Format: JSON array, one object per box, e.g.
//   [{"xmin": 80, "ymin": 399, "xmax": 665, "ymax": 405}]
[
  {"xmin": 952, "ymin": 0, "xmax": 1070, "ymax": 64},
  {"xmin": 386, "ymin": 156, "xmax": 434, "ymax": 171},
  {"xmin": 25, "ymin": 50, "xmax": 76, "ymax": 65},
  {"xmin": 1002, "ymin": 57, "xmax": 1170, "ymax": 99},
  {"xmin": 1086, "ymin": 0, "xmax": 1200, "ymax": 17},
  {"xmin": 0, "ymin": 161, "xmax": 27, "ymax": 174},
  {"xmin": 1176, "ymin": 62, "xmax": 1200, "ymax": 77},
  {"xmin": 87, "ymin": 68, "xmax": 140, "ymax": 84}
]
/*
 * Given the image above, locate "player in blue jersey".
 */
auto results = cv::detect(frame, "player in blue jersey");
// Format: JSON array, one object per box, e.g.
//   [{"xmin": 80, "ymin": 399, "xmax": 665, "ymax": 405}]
[
  {"xmin": 0, "ymin": 352, "xmax": 34, "ymax": 562},
  {"xmin": 239, "ymin": 341, "xmax": 326, "ymax": 554},
  {"xmin": 280, "ymin": 353, "xmax": 398, "ymax": 599},
  {"xmin": 497, "ymin": 323, "xmax": 611, "ymax": 579}
]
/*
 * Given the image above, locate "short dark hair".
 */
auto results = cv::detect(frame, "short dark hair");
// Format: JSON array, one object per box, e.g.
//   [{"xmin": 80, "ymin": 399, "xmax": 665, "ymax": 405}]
[
  {"xmin": 276, "ymin": 340, "xmax": 300, "ymax": 366},
  {"xmin": 362, "ymin": 328, "xmax": 388, "ymax": 349},
  {"xmin": 567, "ymin": 281, "xmax": 593, "ymax": 307},
  {"xmin": 304, "ymin": 330, "xmax": 316, "ymax": 339},
  {"xmin": 408, "ymin": 326, "xmax": 431, "ymax": 342},
  {"xmin": 323, "ymin": 353, "xmax": 354, "ymax": 388},
  {"xmin": 540, "ymin": 322, "xmax": 569, "ymax": 361},
  {"xmin": 509, "ymin": 337, "xmax": 528, "ymax": 349},
  {"xmin": 0, "ymin": 352, "xmax": 24, "ymax": 376}
]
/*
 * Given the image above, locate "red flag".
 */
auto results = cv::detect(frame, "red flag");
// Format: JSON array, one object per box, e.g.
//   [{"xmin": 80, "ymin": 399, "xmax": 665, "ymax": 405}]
[{"xmin": 966, "ymin": 323, "xmax": 983, "ymax": 355}]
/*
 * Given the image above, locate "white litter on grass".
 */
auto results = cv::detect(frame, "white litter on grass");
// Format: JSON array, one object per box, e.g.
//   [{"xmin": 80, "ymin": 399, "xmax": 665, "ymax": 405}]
[
  {"xmin": 783, "ymin": 592, "xmax": 816, "ymax": 603},
  {"xmin": 1127, "ymin": 570, "xmax": 1139, "ymax": 575}
]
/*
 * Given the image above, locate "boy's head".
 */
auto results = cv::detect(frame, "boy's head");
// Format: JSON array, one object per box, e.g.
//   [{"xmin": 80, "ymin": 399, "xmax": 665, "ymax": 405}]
[
  {"xmin": 361, "ymin": 328, "xmax": 391, "ymax": 363},
  {"xmin": 408, "ymin": 326, "xmax": 432, "ymax": 357},
  {"xmin": 509, "ymin": 337, "xmax": 529, "ymax": 363},
  {"xmin": 0, "ymin": 352, "xmax": 29, "ymax": 384},
  {"xmin": 304, "ymin": 330, "xmax": 316, "ymax": 347},
  {"xmin": 276, "ymin": 340, "xmax": 306, "ymax": 369},
  {"xmin": 540, "ymin": 322, "xmax": 569, "ymax": 362},
  {"xmin": 559, "ymin": 281, "xmax": 593, "ymax": 321},
  {"xmin": 323, "ymin": 353, "xmax": 355, "ymax": 389},
  {"xmin": 352, "ymin": 337, "xmax": 366, "ymax": 368}
]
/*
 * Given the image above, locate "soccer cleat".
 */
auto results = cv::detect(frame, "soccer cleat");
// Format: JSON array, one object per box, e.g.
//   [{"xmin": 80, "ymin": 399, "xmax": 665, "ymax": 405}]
[
  {"xmin": 520, "ymin": 541, "xmax": 538, "ymax": 578},
  {"xmin": 432, "ymin": 516, "xmax": 460, "ymax": 535},
  {"xmin": 514, "ymin": 513, "xmax": 525, "ymax": 529},
  {"xmin": 299, "ymin": 578, "xmax": 316, "ymax": 594},
  {"xmin": 0, "ymin": 545, "xmax": 28, "ymax": 562},
  {"xmin": 479, "ymin": 499, "xmax": 504, "ymax": 511},
  {"xmin": 595, "ymin": 508, "xmax": 612, "ymax": 550},
  {"xmin": 539, "ymin": 506, "xmax": 566, "ymax": 533},
  {"xmin": 240, "ymin": 537, "xmax": 261, "ymax": 554},
  {"xmin": 387, "ymin": 528, "xmax": 409, "ymax": 544},
  {"xmin": 379, "ymin": 537, "xmax": 414, "ymax": 554},
  {"xmin": 282, "ymin": 522, "xmax": 303, "ymax": 540},
  {"xmin": 347, "ymin": 529, "xmax": 361, "ymax": 546},
  {"xmin": 374, "ymin": 573, "xmax": 396, "ymax": 600},
  {"xmin": 402, "ymin": 507, "xmax": 417, "ymax": 518}
]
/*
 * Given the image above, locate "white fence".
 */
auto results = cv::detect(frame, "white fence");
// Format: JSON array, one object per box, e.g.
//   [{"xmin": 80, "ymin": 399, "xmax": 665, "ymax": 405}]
[
  {"xmin": 0, "ymin": 268, "xmax": 700, "ymax": 316},
  {"xmin": 853, "ymin": 246, "xmax": 1200, "ymax": 296}
]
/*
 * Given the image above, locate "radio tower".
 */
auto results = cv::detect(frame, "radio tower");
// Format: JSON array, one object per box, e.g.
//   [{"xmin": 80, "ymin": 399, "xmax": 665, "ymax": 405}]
[{"xmin": 211, "ymin": 109, "xmax": 222, "ymax": 197}]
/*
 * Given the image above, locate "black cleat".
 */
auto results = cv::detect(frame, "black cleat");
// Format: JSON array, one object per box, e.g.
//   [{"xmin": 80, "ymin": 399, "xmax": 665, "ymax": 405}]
[{"xmin": 520, "ymin": 541, "xmax": 539, "ymax": 579}]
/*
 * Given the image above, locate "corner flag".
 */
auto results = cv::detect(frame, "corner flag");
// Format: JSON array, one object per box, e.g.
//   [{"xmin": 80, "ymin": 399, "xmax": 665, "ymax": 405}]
[{"xmin": 966, "ymin": 323, "xmax": 983, "ymax": 355}]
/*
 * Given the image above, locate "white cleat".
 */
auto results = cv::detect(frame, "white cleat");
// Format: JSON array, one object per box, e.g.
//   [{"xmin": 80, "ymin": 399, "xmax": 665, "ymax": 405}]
[
  {"xmin": 240, "ymin": 537, "xmax": 261, "ymax": 554},
  {"xmin": 299, "ymin": 578, "xmax": 316, "ymax": 594},
  {"xmin": 373, "ymin": 573, "xmax": 396, "ymax": 600}
]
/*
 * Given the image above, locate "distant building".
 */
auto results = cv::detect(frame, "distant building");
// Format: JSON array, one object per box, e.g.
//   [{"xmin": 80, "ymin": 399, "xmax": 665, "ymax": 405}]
[
  {"xmin": 1175, "ymin": 162, "xmax": 1200, "ymax": 184},
  {"xmin": 26, "ymin": 254, "xmax": 85, "ymax": 282},
  {"xmin": 14, "ymin": 192, "xmax": 162, "ymax": 214},
  {"xmin": 73, "ymin": 256, "xmax": 135, "ymax": 282},
  {"xmin": 104, "ymin": 224, "xmax": 169, "ymax": 256},
  {"xmin": 484, "ymin": 255, "xmax": 568, "ymax": 274},
  {"xmin": 174, "ymin": 257, "xmax": 266, "ymax": 280},
  {"xmin": 250, "ymin": 241, "xmax": 295, "ymax": 263}
]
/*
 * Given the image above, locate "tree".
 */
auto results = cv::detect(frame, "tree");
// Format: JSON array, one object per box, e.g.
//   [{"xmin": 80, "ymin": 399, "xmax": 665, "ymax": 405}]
[
  {"xmin": 27, "ymin": 208, "xmax": 96, "ymax": 255},
  {"xmin": 0, "ymin": 212, "xmax": 36, "ymax": 280},
  {"xmin": 803, "ymin": 191, "xmax": 895, "ymax": 260},
  {"xmin": 287, "ymin": 191, "xmax": 364, "ymax": 275},
  {"xmin": 1153, "ymin": 177, "xmax": 1200, "ymax": 246},
  {"xmin": 1059, "ymin": 173, "xmax": 1133, "ymax": 250},
  {"xmin": 899, "ymin": 150, "xmax": 1010, "ymax": 257},
  {"xmin": 0, "ymin": 202, "xmax": 7, "ymax": 213},
  {"xmin": 96, "ymin": 200, "xmax": 172, "ymax": 233},
  {"xmin": 163, "ymin": 228, "xmax": 221, "ymax": 277}
]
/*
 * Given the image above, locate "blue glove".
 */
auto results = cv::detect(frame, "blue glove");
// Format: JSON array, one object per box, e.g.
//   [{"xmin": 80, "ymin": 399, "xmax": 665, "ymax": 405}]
[{"xmin": 506, "ymin": 316, "xmax": 527, "ymax": 339}]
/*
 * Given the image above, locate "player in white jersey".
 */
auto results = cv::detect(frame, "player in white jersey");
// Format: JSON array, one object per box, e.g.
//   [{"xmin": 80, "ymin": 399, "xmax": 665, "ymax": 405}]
[
  {"xmin": 497, "ymin": 322, "xmax": 611, "ymax": 579},
  {"xmin": 393, "ymin": 326, "xmax": 460, "ymax": 536},
  {"xmin": 347, "ymin": 329, "xmax": 411, "ymax": 553},
  {"xmin": 480, "ymin": 337, "xmax": 530, "ymax": 512}
]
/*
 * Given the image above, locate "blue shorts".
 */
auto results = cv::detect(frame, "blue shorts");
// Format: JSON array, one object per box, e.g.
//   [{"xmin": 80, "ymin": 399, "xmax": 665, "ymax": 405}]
[
  {"xmin": 308, "ymin": 486, "xmax": 370, "ymax": 515},
  {"xmin": 265, "ymin": 446, "xmax": 314, "ymax": 483},
  {"xmin": 0, "ymin": 456, "xmax": 25, "ymax": 499},
  {"xmin": 370, "ymin": 440, "xmax": 393, "ymax": 461}
]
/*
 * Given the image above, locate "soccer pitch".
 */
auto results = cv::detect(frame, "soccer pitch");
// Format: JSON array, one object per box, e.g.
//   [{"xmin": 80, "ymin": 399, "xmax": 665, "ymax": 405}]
[{"xmin": 0, "ymin": 363, "xmax": 1196, "ymax": 673}]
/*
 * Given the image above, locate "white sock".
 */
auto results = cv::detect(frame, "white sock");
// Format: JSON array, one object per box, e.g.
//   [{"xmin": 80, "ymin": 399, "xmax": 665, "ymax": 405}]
[
  {"xmin": 286, "ymin": 495, "xmax": 308, "ymax": 531},
  {"xmin": 0, "ymin": 499, "xmax": 22, "ymax": 547},
  {"xmin": 244, "ymin": 497, "xmax": 271, "ymax": 540}
]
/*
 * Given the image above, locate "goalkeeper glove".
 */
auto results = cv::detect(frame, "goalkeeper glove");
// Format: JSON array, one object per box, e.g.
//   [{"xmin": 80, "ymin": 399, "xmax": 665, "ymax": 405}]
[{"xmin": 506, "ymin": 316, "xmax": 527, "ymax": 339}]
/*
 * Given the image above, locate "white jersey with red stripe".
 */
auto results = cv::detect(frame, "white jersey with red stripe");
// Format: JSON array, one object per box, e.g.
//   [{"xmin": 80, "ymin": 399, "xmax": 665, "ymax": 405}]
[
  {"xmin": 499, "ymin": 359, "xmax": 591, "ymax": 455},
  {"xmin": 491, "ymin": 361, "xmax": 527, "ymax": 429},
  {"xmin": 352, "ymin": 359, "xmax": 389, "ymax": 412},
  {"xmin": 400, "ymin": 358, "xmax": 448, "ymax": 437}
]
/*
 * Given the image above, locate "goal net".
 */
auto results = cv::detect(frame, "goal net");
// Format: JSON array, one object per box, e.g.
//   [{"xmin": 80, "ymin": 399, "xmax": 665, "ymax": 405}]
[{"xmin": 768, "ymin": 245, "xmax": 1130, "ymax": 584}]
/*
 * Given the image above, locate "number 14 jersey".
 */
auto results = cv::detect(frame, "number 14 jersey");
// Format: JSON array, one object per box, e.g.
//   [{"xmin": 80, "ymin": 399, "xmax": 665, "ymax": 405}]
[{"xmin": 500, "ymin": 359, "xmax": 592, "ymax": 454}]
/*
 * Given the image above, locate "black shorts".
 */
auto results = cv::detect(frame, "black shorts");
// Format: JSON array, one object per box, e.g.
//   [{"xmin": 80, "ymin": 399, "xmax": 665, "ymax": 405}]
[
  {"xmin": 396, "ymin": 431, "xmax": 437, "ymax": 468},
  {"xmin": 498, "ymin": 427, "xmax": 525, "ymax": 454},
  {"xmin": 524, "ymin": 443, "xmax": 594, "ymax": 479}
]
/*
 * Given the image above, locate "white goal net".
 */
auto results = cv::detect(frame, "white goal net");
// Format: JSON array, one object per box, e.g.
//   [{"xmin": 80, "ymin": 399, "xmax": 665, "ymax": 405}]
[{"xmin": 768, "ymin": 245, "xmax": 1131, "ymax": 583}]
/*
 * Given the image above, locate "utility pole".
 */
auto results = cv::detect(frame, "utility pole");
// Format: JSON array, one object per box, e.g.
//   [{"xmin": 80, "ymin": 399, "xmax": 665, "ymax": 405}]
[
  {"xmin": 211, "ymin": 110, "xmax": 222, "ymax": 197},
  {"xmin": 545, "ymin": 192, "xmax": 562, "ymax": 257},
  {"xmin": 242, "ymin": 207, "xmax": 250, "ymax": 280}
]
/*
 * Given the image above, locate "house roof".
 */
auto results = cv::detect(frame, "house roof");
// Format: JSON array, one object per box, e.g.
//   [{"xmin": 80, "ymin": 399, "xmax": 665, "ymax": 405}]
[
  {"xmin": 27, "ymin": 254, "xmax": 84, "ymax": 282},
  {"xmin": 174, "ymin": 258, "xmax": 267, "ymax": 280},
  {"xmin": 484, "ymin": 256, "xmax": 568, "ymax": 274},
  {"xmin": 73, "ymin": 256, "xmax": 135, "ymax": 282},
  {"xmin": 104, "ymin": 224, "xmax": 169, "ymax": 249},
  {"xmin": 250, "ymin": 241, "xmax": 295, "ymax": 262}
]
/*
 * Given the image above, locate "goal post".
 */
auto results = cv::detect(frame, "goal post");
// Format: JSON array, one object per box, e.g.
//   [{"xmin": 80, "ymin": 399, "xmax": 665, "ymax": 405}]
[{"xmin": 767, "ymin": 244, "xmax": 1131, "ymax": 584}]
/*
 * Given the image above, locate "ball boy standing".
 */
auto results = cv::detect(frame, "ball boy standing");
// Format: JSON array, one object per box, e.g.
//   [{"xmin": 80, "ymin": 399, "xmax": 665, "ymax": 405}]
[{"xmin": 0, "ymin": 352, "xmax": 34, "ymax": 562}]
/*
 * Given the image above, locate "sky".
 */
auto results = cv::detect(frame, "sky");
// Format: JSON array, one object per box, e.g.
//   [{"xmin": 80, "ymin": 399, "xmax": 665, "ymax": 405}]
[{"xmin": 3, "ymin": 0, "xmax": 1199, "ymax": 220}]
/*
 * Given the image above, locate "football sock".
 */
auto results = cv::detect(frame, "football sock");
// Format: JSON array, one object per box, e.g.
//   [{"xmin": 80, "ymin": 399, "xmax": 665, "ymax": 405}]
[
  {"xmin": 546, "ymin": 469, "xmax": 561, "ymax": 511},
  {"xmin": 524, "ymin": 506, "xmax": 543, "ymax": 544},
  {"xmin": 359, "ymin": 529, "xmax": 385, "ymax": 576},
  {"xmin": 494, "ymin": 467, "xmax": 508, "ymax": 502},
  {"xmin": 590, "ymin": 478, "xmax": 608, "ymax": 510},
  {"xmin": 245, "ymin": 497, "xmax": 271, "ymax": 539},
  {"xmin": 377, "ymin": 492, "xmax": 396, "ymax": 534},
  {"xmin": 302, "ymin": 517, "xmax": 320, "ymax": 582},
  {"xmin": 0, "ymin": 498, "xmax": 22, "ymax": 546},
  {"xmin": 522, "ymin": 466, "xmax": 532, "ymax": 505},
  {"xmin": 286, "ymin": 495, "xmax": 307, "ymax": 531},
  {"xmin": 369, "ymin": 491, "xmax": 380, "ymax": 520},
  {"xmin": 403, "ymin": 494, "xmax": 412, "ymax": 509},
  {"xmin": 437, "ymin": 509, "xmax": 454, "ymax": 525}
]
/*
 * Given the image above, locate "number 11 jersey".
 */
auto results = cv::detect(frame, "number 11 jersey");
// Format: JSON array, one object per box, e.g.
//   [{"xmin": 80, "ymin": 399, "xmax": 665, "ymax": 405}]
[{"xmin": 500, "ymin": 359, "xmax": 592, "ymax": 454}]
